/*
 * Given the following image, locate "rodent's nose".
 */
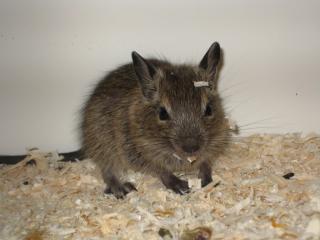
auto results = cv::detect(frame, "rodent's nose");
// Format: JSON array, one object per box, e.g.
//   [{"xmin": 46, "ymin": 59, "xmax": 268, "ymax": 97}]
[{"xmin": 181, "ymin": 137, "xmax": 200, "ymax": 154}]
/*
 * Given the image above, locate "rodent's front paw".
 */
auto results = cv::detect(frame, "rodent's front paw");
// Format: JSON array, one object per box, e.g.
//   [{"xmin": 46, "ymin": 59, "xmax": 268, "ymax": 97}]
[
  {"xmin": 161, "ymin": 174, "xmax": 190, "ymax": 195},
  {"xmin": 201, "ymin": 175, "xmax": 213, "ymax": 187},
  {"xmin": 172, "ymin": 179, "xmax": 190, "ymax": 195},
  {"xmin": 104, "ymin": 181, "xmax": 137, "ymax": 199}
]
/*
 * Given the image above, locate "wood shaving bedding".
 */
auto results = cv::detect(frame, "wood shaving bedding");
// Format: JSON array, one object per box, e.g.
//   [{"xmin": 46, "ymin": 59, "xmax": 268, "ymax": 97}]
[{"xmin": 0, "ymin": 133, "xmax": 320, "ymax": 239}]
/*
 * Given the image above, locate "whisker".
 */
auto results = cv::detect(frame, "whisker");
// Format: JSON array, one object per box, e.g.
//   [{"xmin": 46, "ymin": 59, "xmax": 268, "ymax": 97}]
[
  {"xmin": 219, "ymin": 81, "xmax": 245, "ymax": 95},
  {"xmin": 237, "ymin": 117, "xmax": 277, "ymax": 128},
  {"xmin": 224, "ymin": 97, "xmax": 253, "ymax": 113},
  {"xmin": 239, "ymin": 126, "xmax": 281, "ymax": 131}
]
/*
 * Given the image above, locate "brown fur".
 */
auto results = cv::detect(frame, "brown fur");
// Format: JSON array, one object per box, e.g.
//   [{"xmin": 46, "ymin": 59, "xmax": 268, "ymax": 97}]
[{"xmin": 81, "ymin": 43, "xmax": 231, "ymax": 198}]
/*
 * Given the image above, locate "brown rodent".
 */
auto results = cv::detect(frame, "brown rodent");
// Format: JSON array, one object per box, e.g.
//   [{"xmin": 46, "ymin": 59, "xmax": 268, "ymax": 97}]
[{"xmin": 81, "ymin": 42, "xmax": 231, "ymax": 198}]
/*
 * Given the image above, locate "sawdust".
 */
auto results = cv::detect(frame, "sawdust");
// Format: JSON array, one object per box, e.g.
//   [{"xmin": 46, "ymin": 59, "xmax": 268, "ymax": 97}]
[{"xmin": 0, "ymin": 133, "xmax": 320, "ymax": 240}]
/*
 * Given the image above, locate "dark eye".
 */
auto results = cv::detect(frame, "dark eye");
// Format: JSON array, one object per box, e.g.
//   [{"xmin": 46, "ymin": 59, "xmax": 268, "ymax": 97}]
[
  {"xmin": 159, "ymin": 107, "xmax": 170, "ymax": 121},
  {"xmin": 204, "ymin": 104, "xmax": 213, "ymax": 117}
]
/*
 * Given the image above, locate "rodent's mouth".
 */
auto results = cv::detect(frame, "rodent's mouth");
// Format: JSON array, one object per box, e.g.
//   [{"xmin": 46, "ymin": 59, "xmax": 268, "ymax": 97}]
[
  {"xmin": 172, "ymin": 152, "xmax": 199, "ymax": 164},
  {"xmin": 172, "ymin": 144, "xmax": 200, "ymax": 164},
  {"xmin": 171, "ymin": 142, "xmax": 202, "ymax": 164}
]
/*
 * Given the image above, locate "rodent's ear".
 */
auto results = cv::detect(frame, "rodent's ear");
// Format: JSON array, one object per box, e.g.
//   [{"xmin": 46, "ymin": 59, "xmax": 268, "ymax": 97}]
[
  {"xmin": 199, "ymin": 42, "xmax": 221, "ymax": 88},
  {"xmin": 132, "ymin": 51, "xmax": 157, "ymax": 100}
]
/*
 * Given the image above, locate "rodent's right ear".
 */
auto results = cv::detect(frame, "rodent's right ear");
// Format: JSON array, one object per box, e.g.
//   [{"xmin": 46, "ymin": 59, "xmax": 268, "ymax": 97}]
[{"xmin": 132, "ymin": 51, "xmax": 157, "ymax": 100}]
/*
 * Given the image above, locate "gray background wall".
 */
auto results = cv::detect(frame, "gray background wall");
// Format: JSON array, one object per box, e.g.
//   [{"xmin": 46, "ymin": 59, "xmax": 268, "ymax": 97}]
[{"xmin": 1, "ymin": 0, "xmax": 320, "ymax": 154}]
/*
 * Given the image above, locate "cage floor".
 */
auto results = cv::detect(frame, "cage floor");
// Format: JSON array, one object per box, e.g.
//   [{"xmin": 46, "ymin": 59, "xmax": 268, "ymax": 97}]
[{"xmin": 1, "ymin": 133, "xmax": 320, "ymax": 240}]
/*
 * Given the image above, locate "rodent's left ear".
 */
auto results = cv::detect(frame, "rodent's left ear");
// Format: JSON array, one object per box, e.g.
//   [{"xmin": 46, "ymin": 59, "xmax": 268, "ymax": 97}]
[
  {"xmin": 132, "ymin": 51, "xmax": 157, "ymax": 100},
  {"xmin": 199, "ymin": 42, "xmax": 221, "ymax": 87}
]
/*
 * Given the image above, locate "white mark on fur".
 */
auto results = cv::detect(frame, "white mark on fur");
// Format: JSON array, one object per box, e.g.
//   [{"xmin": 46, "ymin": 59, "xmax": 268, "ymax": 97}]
[{"xmin": 194, "ymin": 81, "xmax": 209, "ymax": 88}]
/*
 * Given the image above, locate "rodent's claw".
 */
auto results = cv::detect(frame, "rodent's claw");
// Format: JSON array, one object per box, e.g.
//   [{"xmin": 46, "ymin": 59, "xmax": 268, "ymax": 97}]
[
  {"xmin": 175, "ymin": 179, "xmax": 191, "ymax": 195},
  {"xmin": 123, "ymin": 182, "xmax": 138, "ymax": 192},
  {"xmin": 161, "ymin": 174, "xmax": 190, "ymax": 195},
  {"xmin": 104, "ymin": 181, "xmax": 137, "ymax": 199}
]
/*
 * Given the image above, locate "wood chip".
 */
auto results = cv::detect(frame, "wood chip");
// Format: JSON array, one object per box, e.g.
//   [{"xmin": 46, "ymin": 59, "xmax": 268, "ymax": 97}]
[{"xmin": 1, "ymin": 133, "xmax": 320, "ymax": 239}]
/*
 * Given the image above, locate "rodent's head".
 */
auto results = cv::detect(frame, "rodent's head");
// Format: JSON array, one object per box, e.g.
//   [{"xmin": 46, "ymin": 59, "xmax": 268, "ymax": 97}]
[{"xmin": 132, "ymin": 43, "xmax": 229, "ymax": 160}]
